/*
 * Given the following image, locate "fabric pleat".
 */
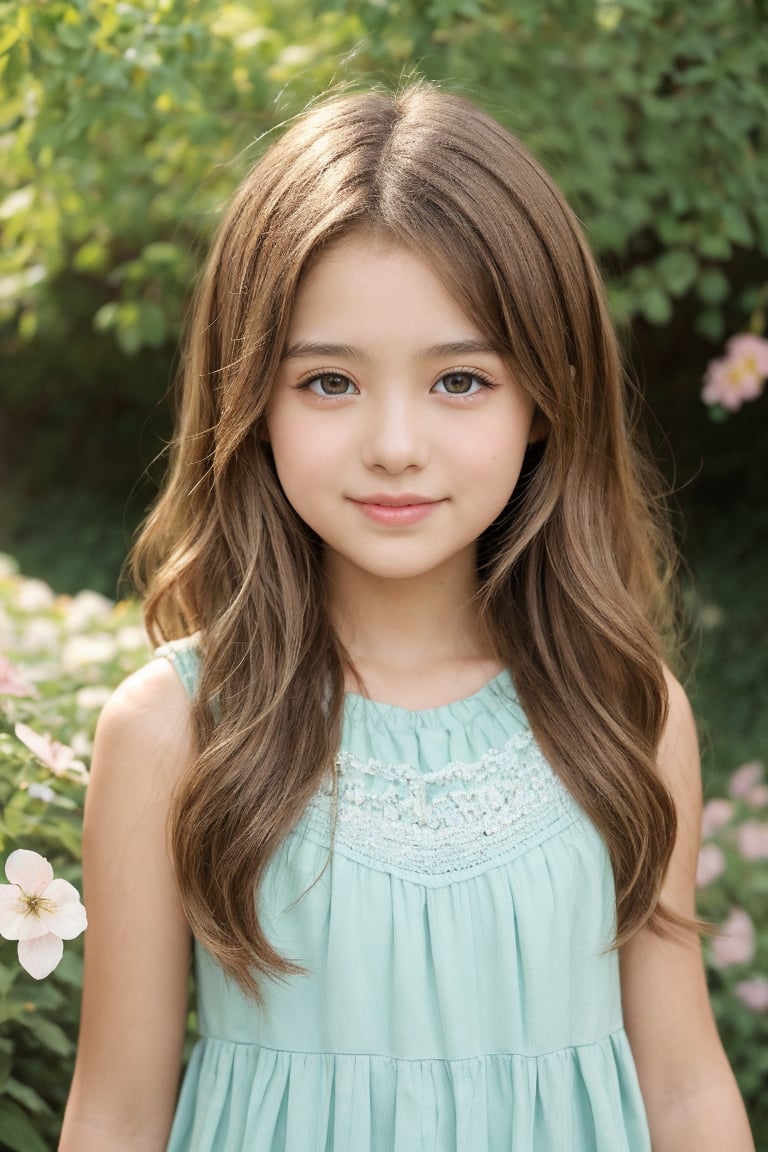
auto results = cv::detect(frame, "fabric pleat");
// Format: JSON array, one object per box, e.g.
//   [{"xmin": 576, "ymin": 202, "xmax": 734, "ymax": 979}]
[{"xmin": 167, "ymin": 1035, "xmax": 649, "ymax": 1151}]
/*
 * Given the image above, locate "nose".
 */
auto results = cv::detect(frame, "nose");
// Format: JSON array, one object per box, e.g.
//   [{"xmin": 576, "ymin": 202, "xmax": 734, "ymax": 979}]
[{"xmin": 361, "ymin": 393, "xmax": 430, "ymax": 473}]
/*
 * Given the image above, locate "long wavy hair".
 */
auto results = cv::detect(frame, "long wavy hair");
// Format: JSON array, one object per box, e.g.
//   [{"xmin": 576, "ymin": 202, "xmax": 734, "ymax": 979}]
[{"xmin": 131, "ymin": 82, "xmax": 682, "ymax": 997}]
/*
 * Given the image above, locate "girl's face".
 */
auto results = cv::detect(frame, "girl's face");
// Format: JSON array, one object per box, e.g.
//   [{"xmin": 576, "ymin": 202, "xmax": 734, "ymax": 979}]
[{"xmin": 267, "ymin": 232, "xmax": 537, "ymax": 592}]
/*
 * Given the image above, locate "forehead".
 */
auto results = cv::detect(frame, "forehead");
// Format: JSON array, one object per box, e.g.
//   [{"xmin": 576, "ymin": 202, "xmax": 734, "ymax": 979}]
[{"xmin": 287, "ymin": 231, "xmax": 486, "ymax": 343}]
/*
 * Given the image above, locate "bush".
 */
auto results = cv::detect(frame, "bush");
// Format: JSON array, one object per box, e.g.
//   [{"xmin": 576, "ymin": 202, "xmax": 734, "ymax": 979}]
[
  {"xmin": 0, "ymin": 556, "xmax": 149, "ymax": 1151},
  {"xmin": 2, "ymin": 0, "xmax": 766, "ymax": 350},
  {"xmin": 697, "ymin": 766, "xmax": 768, "ymax": 1144}
]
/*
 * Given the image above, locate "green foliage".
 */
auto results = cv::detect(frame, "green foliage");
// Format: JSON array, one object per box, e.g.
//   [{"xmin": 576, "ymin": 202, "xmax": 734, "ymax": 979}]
[
  {"xmin": 697, "ymin": 773, "xmax": 768, "ymax": 1142},
  {"xmin": 1, "ymin": 0, "xmax": 766, "ymax": 354},
  {"xmin": 0, "ymin": 556, "xmax": 150, "ymax": 1150}
]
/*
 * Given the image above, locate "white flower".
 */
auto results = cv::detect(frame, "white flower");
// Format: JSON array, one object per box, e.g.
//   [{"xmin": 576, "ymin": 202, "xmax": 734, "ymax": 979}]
[
  {"xmin": 69, "ymin": 731, "xmax": 93, "ymax": 758},
  {"xmin": 26, "ymin": 782, "xmax": 57, "ymax": 803},
  {"xmin": 18, "ymin": 617, "xmax": 60, "ymax": 653},
  {"xmin": 115, "ymin": 624, "xmax": 149, "ymax": 652},
  {"xmin": 64, "ymin": 590, "xmax": 114, "ymax": 632},
  {"xmin": 75, "ymin": 685, "xmax": 112, "ymax": 711},
  {"xmin": 0, "ymin": 850, "xmax": 87, "ymax": 979},
  {"xmin": 14, "ymin": 723, "xmax": 89, "ymax": 782},
  {"xmin": 15, "ymin": 578, "xmax": 55, "ymax": 612},
  {"xmin": 61, "ymin": 633, "xmax": 117, "ymax": 669}
]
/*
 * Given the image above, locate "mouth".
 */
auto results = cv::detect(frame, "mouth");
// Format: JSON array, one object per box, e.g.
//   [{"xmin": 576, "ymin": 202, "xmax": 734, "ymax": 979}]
[
  {"xmin": 351, "ymin": 494, "xmax": 440, "ymax": 507},
  {"xmin": 349, "ymin": 495, "xmax": 444, "ymax": 525}
]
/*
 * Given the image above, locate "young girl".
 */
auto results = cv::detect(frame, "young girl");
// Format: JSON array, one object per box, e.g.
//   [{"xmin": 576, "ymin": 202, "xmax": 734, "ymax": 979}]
[{"xmin": 60, "ymin": 84, "xmax": 753, "ymax": 1151}]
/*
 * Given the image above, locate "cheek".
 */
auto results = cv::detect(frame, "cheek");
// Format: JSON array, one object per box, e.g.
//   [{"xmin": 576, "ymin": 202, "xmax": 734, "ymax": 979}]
[
  {"xmin": 267, "ymin": 417, "xmax": 345, "ymax": 519},
  {"xmin": 460, "ymin": 420, "xmax": 532, "ymax": 485},
  {"xmin": 268, "ymin": 410, "xmax": 326, "ymax": 473}
]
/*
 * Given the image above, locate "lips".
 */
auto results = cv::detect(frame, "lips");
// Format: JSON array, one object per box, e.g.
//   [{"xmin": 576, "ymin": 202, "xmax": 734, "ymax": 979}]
[
  {"xmin": 352, "ymin": 494, "xmax": 439, "ymax": 507},
  {"xmin": 350, "ymin": 495, "xmax": 444, "ymax": 526}
]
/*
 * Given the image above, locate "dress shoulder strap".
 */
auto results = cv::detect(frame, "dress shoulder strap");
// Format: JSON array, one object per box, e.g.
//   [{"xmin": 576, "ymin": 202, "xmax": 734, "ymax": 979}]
[{"xmin": 154, "ymin": 635, "xmax": 201, "ymax": 702}]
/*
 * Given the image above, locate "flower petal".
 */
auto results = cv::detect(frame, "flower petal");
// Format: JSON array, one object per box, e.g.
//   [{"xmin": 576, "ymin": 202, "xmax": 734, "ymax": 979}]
[
  {"xmin": 14, "ymin": 723, "xmax": 56, "ymax": 768},
  {"xmin": 0, "ymin": 884, "xmax": 55, "ymax": 941},
  {"xmin": 41, "ymin": 879, "xmax": 87, "ymax": 939},
  {"xmin": 18, "ymin": 933, "xmax": 63, "ymax": 979},
  {"xmin": 4, "ymin": 849, "xmax": 53, "ymax": 894},
  {"xmin": 0, "ymin": 886, "xmax": 26, "ymax": 940}
]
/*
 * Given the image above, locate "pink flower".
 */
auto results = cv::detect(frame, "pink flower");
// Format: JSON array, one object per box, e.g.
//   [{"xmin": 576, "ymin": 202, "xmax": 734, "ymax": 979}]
[
  {"xmin": 701, "ymin": 333, "xmax": 768, "ymax": 410},
  {"xmin": 729, "ymin": 761, "xmax": 765, "ymax": 799},
  {"xmin": 736, "ymin": 821, "xmax": 768, "ymax": 860},
  {"xmin": 746, "ymin": 784, "xmax": 768, "ymax": 810},
  {"xmin": 14, "ymin": 722, "xmax": 89, "ymax": 782},
  {"xmin": 701, "ymin": 798, "xmax": 734, "ymax": 838},
  {"xmin": 726, "ymin": 333, "xmax": 768, "ymax": 373},
  {"xmin": 0, "ymin": 850, "xmax": 87, "ymax": 979},
  {"xmin": 696, "ymin": 842, "xmax": 726, "ymax": 888},
  {"xmin": 0, "ymin": 656, "xmax": 33, "ymax": 698},
  {"xmin": 734, "ymin": 978, "xmax": 768, "ymax": 1013},
  {"xmin": 710, "ymin": 907, "xmax": 756, "ymax": 970}
]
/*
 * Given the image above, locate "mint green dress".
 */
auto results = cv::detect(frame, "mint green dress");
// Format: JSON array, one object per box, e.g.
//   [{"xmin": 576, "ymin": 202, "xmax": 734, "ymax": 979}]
[{"xmin": 160, "ymin": 640, "xmax": 650, "ymax": 1151}]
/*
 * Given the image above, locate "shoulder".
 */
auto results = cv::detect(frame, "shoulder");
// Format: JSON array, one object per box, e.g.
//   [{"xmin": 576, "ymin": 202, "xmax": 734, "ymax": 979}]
[
  {"xmin": 105, "ymin": 652, "xmax": 192, "ymax": 713},
  {"xmin": 657, "ymin": 667, "xmax": 702, "ymax": 840},
  {"xmin": 660, "ymin": 666, "xmax": 698, "ymax": 761},
  {"xmin": 90, "ymin": 656, "xmax": 195, "ymax": 800}
]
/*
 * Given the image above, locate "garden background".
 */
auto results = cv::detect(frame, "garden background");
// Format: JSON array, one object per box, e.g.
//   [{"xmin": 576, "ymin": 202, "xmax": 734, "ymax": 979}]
[{"xmin": 0, "ymin": 0, "xmax": 767, "ymax": 1148}]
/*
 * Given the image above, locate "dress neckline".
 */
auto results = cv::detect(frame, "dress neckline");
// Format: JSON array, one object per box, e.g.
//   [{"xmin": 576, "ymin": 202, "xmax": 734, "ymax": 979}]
[{"xmin": 342, "ymin": 668, "xmax": 517, "ymax": 731}]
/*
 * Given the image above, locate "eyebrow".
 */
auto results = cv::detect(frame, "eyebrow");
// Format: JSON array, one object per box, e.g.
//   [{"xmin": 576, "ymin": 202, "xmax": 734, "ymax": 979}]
[{"xmin": 281, "ymin": 339, "xmax": 501, "ymax": 362}]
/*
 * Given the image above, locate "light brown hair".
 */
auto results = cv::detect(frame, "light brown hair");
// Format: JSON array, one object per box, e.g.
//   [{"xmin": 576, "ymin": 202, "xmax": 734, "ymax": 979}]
[{"xmin": 131, "ymin": 82, "xmax": 680, "ymax": 996}]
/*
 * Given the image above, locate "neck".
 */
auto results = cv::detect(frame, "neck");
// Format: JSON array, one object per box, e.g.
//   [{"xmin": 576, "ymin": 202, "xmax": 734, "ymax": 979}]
[{"xmin": 323, "ymin": 552, "xmax": 497, "ymax": 690}]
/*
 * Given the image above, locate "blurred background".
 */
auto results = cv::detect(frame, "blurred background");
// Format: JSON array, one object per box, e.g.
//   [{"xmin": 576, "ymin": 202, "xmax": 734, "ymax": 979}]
[{"xmin": 0, "ymin": 0, "xmax": 766, "ymax": 1138}]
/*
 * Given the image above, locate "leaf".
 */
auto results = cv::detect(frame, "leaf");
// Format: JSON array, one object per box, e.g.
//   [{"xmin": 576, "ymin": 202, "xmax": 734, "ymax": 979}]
[
  {"xmin": 0, "ymin": 1050, "xmax": 11, "ymax": 1091},
  {"xmin": 722, "ymin": 204, "xmax": 753, "ymax": 247},
  {"xmin": 0, "ymin": 27, "xmax": 21, "ymax": 58},
  {"xmin": 638, "ymin": 287, "xmax": 673, "ymax": 325},
  {"xmin": 696, "ymin": 268, "xmax": 730, "ymax": 304},
  {"xmin": 93, "ymin": 301, "xmax": 118, "ymax": 334},
  {"xmin": 17, "ymin": 1013, "xmax": 72, "ymax": 1057},
  {"xmin": 0, "ymin": 1098, "xmax": 50, "ymax": 1152},
  {"xmin": 137, "ymin": 300, "xmax": 167, "ymax": 348},
  {"xmin": 656, "ymin": 250, "xmax": 699, "ymax": 297},
  {"xmin": 3, "ymin": 1077, "xmax": 51, "ymax": 1116},
  {"xmin": 697, "ymin": 232, "xmax": 732, "ymax": 261},
  {"xmin": 142, "ymin": 242, "xmax": 180, "ymax": 265}
]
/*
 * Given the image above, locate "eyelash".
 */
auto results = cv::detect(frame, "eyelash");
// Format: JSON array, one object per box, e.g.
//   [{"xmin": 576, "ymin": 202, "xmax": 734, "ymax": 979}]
[{"xmin": 294, "ymin": 368, "xmax": 496, "ymax": 399}]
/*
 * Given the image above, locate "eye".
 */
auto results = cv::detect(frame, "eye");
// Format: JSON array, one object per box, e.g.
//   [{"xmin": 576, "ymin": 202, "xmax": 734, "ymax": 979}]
[
  {"xmin": 300, "ymin": 372, "xmax": 358, "ymax": 397},
  {"xmin": 432, "ymin": 371, "xmax": 491, "ymax": 396}
]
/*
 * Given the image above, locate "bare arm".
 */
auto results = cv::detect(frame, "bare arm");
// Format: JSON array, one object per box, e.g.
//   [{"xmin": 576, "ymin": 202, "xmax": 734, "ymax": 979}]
[
  {"xmin": 620, "ymin": 671, "xmax": 754, "ymax": 1152},
  {"xmin": 59, "ymin": 658, "xmax": 194, "ymax": 1151}
]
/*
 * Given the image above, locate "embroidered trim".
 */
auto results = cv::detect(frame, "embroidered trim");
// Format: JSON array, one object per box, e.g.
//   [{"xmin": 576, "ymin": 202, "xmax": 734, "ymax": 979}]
[{"xmin": 302, "ymin": 731, "xmax": 578, "ymax": 880}]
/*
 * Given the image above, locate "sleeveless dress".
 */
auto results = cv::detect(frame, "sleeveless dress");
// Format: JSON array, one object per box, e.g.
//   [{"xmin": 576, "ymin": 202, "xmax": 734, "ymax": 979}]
[{"xmin": 160, "ymin": 640, "xmax": 650, "ymax": 1152}]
